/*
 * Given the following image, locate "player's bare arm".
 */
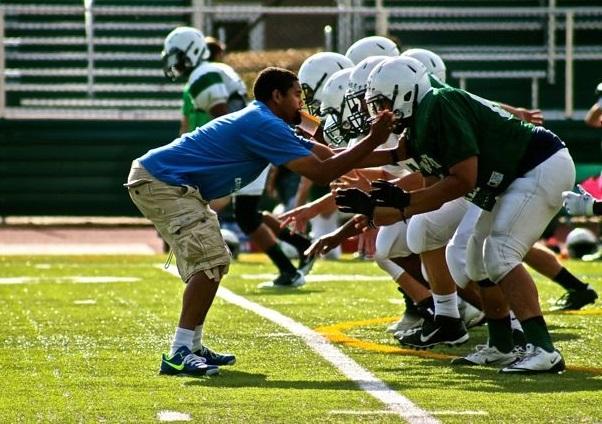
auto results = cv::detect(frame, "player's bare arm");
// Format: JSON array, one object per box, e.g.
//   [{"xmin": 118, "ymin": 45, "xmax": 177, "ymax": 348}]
[
  {"xmin": 372, "ymin": 156, "xmax": 478, "ymax": 226},
  {"xmin": 285, "ymin": 111, "xmax": 394, "ymax": 184}
]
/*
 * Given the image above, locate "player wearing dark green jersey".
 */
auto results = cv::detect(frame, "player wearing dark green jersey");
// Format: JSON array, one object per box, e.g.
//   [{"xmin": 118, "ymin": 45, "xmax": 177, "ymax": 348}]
[{"xmin": 336, "ymin": 56, "xmax": 575, "ymax": 373}]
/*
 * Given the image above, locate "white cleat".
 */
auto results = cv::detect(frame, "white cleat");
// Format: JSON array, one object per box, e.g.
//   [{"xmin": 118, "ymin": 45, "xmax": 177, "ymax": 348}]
[
  {"xmin": 451, "ymin": 344, "xmax": 520, "ymax": 366},
  {"xmin": 499, "ymin": 344, "xmax": 565, "ymax": 374}
]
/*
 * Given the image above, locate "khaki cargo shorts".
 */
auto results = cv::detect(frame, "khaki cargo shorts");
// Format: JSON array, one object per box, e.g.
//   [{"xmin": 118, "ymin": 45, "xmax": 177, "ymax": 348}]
[{"xmin": 125, "ymin": 160, "xmax": 230, "ymax": 283}]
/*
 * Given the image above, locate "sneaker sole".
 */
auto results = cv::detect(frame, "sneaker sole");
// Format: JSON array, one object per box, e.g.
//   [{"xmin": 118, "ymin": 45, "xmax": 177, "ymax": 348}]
[
  {"xmin": 499, "ymin": 358, "xmax": 566, "ymax": 374},
  {"xmin": 159, "ymin": 367, "xmax": 220, "ymax": 376},
  {"xmin": 400, "ymin": 333, "xmax": 470, "ymax": 350},
  {"xmin": 257, "ymin": 281, "xmax": 303, "ymax": 289}
]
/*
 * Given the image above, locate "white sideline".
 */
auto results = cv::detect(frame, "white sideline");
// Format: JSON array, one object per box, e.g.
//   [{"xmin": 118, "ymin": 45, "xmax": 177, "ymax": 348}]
[{"xmin": 163, "ymin": 266, "xmax": 438, "ymax": 424}]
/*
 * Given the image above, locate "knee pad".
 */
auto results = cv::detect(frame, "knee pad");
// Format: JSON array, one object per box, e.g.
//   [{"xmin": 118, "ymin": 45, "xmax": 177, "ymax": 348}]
[
  {"xmin": 375, "ymin": 222, "xmax": 411, "ymax": 261},
  {"xmin": 234, "ymin": 195, "xmax": 262, "ymax": 234},
  {"xmin": 375, "ymin": 257, "xmax": 405, "ymax": 281},
  {"xmin": 483, "ymin": 235, "xmax": 523, "ymax": 283},
  {"xmin": 465, "ymin": 233, "xmax": 488, "ymax": 283},
  {"xmin": 406, "ymin": 214, "xmax": 448, "ymax": 254},
  {"xmin": 445, "ymin": 242, "xmax": 470, "ymax": 289}
]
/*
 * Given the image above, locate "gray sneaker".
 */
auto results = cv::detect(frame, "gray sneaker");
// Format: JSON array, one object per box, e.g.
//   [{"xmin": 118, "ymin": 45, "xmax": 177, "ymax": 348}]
[
  {"xmin": 257, "ymin": 270, "xmax": 306, "ymax": 289},
  {"xmin": 387, "ymin": 312, "xmax": 423, "ymax": 334},
  {"xmin": 451, "ymin": 344, "xmax": 520, "ymax": 366}
]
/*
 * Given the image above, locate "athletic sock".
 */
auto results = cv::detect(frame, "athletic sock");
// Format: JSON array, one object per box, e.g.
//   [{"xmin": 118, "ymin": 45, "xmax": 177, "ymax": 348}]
[
  {"xmin": 278, "ymin": 227, "xmax": 312, "ymax": 256},
  {"xmin": 170, "ymin": 327, "xmax": 194, "ymax": 356},
  {"xmin": 521, "ymin": 316, "xmax": 555, "ymax": 353},
  {"xmin": 266, "ymin": 244, "xmax": 297, "ymax": 275},
  {"xmin": 191, "ymin": 324, "xmax": 203, "ymax": 352},
  {"xmin": 486, "ymin": 315, "xmax": 514, "ymax": 353},
  {"xmin": 553, "ymin": 268, "xmax": 589, "ymax": 291},
  {"xmin": 432, "ymin": 292, "xmax": 460, "ymax": 319},
  {"xmin": 398, "ymin": 287, "xmax": 420, "ymax": 316}
]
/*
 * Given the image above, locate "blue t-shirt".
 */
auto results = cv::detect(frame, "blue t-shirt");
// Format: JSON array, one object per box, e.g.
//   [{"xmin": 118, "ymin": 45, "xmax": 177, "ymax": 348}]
[{"xmin": 139, "ymin": 100, "xmax": 313, "ymax": 200}]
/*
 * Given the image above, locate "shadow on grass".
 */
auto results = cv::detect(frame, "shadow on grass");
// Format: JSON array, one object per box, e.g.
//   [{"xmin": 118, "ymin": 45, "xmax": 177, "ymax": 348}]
[
  {"xmin": 378, "ymin": 358, "xmax": 602, "ymax": 394},
  {"xmin": 183, "ymin": 369, "xmax": 361, "ymax": 390}
]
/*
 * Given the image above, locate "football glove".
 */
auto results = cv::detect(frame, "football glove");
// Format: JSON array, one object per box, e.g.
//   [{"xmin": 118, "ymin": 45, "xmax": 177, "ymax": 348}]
[
  {"xmin": 562, "ymin": 186, "xmax": 594, "ymax": 216},
  {"xmin": 335, "ymin": 188, "xmax": 375, "ymax": 217},
  {"xmin": 370, "ymin": 179, "xmax": 411, "ymax": 210}
]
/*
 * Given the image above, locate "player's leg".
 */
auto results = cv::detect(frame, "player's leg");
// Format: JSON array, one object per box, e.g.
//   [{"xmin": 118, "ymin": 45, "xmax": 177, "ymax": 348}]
[
  {"xmin": 261, "ymin": 211, "xmax": 315, "ymax": 274},
  {"xmin": 524, "ymin": 243, "xmax": 598, "ymax": 310},
  {"xmin": 486, "ymin": 149, "xmax": 575, "ymax": 373},
  {"xmin": 234, "ymin": 195, "xmax": 304, "ymax": 288},
  {"xmin": 126, "ymin": 162, "xmax": 230, "ymax": 375}
]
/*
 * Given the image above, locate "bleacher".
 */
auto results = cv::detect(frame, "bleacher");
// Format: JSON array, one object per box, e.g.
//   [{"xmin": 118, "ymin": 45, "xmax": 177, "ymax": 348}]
[
  {"xmin": 0, "ymin": 1, "xmax": 600, "ymax": 217},
  {"xmin": 2, "ymin": 0, "xmax": 188, "ymax": 120}
]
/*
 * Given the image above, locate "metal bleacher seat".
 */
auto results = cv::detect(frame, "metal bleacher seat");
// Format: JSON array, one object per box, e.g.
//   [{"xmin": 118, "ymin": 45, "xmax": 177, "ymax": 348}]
[{"xmin": 2, "ymin": 1, "xmax": 188, "ymax": 119}]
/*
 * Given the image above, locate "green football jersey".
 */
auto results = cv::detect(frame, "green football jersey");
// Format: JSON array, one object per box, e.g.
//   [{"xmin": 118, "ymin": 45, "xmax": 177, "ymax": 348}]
[
  {"xmin": 409, "ymin": 86, "xmax": 535, "ymax": 210},
  {"xmin": 182, "ymin": 85, "xmax": 212, "ymax": 132}
]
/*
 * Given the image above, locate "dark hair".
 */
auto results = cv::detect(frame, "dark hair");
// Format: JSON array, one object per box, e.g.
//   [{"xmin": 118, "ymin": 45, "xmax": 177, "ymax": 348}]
[
  {"xmin": 253, "ymin": 67, "xmax": 298, "ymax": 102},
  {"xmin": 205, "ymin": 36, "xmax": 225, "ymax": 61}
]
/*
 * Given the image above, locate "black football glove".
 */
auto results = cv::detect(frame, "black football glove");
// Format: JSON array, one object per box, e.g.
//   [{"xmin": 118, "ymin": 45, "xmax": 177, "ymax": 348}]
[
  {"xmin": 370, "ymin": 179, "xmax": 411, "ymax": 210},
  {"xmin": 335, "ymin": 188, "xmax": 375, "ymax": 217}
]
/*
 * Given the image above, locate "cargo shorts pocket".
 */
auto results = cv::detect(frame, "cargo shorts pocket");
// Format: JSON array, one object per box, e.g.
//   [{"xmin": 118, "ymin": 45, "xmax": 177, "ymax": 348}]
[{"xmin": 167, "ymin": 212, "xmax": 227, "ymax": 265}]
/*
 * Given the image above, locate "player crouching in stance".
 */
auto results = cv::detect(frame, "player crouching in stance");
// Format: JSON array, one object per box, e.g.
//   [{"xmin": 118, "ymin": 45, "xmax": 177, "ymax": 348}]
[
  {"xmin": 336, "ymin": 57, "xmax": 573, "ymax": 374},
  {"xmin": 126, "ymin": 66, "xmax": 402, "ymax": 377}
]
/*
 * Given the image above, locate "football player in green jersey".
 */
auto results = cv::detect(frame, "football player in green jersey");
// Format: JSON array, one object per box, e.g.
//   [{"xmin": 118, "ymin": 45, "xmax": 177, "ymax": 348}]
[{"xmin": 337, "ymin": 56, "xmax": 574, "ymax": 373}]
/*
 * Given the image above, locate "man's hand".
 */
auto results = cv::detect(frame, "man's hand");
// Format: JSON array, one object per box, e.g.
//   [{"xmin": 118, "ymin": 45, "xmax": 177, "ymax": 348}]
[
  {"xmin": 357, "ymin": 227, "xmax": 378, "ymax": 258},
  {"xmin": 370, "ymin": 179, "xmax": 411, "ymax": 210},
  {"xmin": 367, "ymin": 111, "xmax": 394, "ymax": 146},
  {"xmin": 304, "ymin": 233, "xmax": 342, "ymax": 258},
  {"xmin": 329, "ymin": 171, "xmax": 372, "ymax": 192},
  {"xmin": 335, "ymin": 188, "xmax": 374, "ymax": 216},
  {"xmin": 515, "ymin": 108, "xmax": 544, "ymax": 125},
  {"xmin": 278, "ymin": 204, "xmax": 315, "ymax": 233},
  {"xmin": 563, "ymin": 185, "xmax": 595, "ymax": 216}
]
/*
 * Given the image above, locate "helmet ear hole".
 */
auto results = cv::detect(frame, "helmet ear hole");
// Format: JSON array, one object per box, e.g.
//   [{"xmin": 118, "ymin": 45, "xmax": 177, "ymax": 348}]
[{"xmin": 403, "ymin": 91, "xmax": 412, "ymax": 102}]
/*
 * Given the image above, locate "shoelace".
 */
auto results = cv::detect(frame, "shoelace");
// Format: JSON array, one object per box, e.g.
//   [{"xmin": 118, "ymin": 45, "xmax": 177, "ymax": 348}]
[
  {"xmin": 199, "ymin": 346, "xmax": 219, "ymax": 360},
  {"xmin": 183, "ymin": 353, "xmax": 208, "ymax": 368},
  {"xmin": 511, "ymin": 344, "xmax": 537, "ymax": 365}
]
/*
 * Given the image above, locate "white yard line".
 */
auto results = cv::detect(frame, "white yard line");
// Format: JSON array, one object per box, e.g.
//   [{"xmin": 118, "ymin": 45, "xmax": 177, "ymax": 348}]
[{"xmin": 163, "ymin": 266, "xmax": 439, "ymax": 424}]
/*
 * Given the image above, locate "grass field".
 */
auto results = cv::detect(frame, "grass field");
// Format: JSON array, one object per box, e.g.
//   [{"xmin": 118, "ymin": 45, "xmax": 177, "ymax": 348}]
[{"xmin": 1, "ymin": 253, "xmax": 601, "ymax": 423}]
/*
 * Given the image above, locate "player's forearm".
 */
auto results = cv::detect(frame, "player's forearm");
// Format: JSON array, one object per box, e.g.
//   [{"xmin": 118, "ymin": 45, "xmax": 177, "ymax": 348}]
[
  {"xmin": 405, "ymin": 176, "xmax": 472, "ymax": 217},
  {"xmin": 315, "ymin": 137, "xmax": 383, "ymax": 184},
  {"xmin": 308, "ymin": 193, "xmax": 337, "ymax": 216}
]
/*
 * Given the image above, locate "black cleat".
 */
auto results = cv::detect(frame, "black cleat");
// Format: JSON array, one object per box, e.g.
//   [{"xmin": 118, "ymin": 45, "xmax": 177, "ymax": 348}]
[{"xmin": 397, "ymin": 315, "xmax": 469, "ymax": 350}]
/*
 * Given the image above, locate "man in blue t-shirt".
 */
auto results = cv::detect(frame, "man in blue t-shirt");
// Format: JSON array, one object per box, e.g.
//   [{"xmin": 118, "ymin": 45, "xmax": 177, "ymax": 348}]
[{"xmin": 125, "ymin": 67, "xmax": 399, "ymax": 377}]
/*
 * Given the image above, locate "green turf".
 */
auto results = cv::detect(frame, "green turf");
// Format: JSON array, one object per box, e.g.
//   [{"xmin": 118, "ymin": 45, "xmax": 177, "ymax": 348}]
[{"xmin": 0, "ymin": 254, "xmax": 601, "ymax": 423}]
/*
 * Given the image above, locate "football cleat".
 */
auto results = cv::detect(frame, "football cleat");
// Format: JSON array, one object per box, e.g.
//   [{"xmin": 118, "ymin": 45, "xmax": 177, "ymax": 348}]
[
  {"xmin": 499, "ymin": 344, "xmax": 565, "ymax": 374},
  {"xmin": 298, "ymin": 253, "xmax": 317, "ymax": 276},
  {"xmin": 386, "ymin": 312, "xmax": 423, "ymax": 334},
  {"xmin": 160, "ymin": 345, "xmax": 219, "ymax": 376},
  {"xmin": 552, "ymin": 286, "xmax": 598, "ymax": 311},
  {"xmin": 194, "ymin": 345, "xmax": 236, "ymax": 366},
  {"xmin": 397, "ymin": 315, "xmax": 469, "ymax": 349},
  {"xmin": 451, "ymin": 344, "xmax": 521, "ymax": 366},
  {"xmin": 257, "ymin": 270, "xmax": 306, "ymax": 289},
  {"xmin": 458, "ymin": 300, "xmax": 486, "ymax": 329}
]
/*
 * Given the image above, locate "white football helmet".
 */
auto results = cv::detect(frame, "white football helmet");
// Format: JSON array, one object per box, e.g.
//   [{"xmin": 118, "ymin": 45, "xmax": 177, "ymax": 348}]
[
  {"xmin": 345, "ymin": 36, "xmax": 400, "ymax": 65},
  {"xmin": 319, "ymin": 68, "xmax": 354, "ymax": 146},
  {"xmin": 162, "ymin": 26, "xmax": 209, "ymax": 81},
  {"xmin": 345, "ymin": 55, "xmax": 389, "ymax": 135},
  {"xmin": 402, "ymin": 48, "xmax": 447, "ymax": 83},
  {"xmin": 298, "ymin": 52, "xmax": 354, "ymax": 116},
  {"xmin": 365, "ymin": 56, "xmax": 431, "ymax": 133}
]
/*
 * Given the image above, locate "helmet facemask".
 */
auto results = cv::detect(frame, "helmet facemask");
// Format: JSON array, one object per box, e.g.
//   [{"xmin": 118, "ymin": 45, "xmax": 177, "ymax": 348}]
[
  {"xmin": 345, "ymin": 88, "xmax": 371, "ymax": 135},
  {"xmin": 366, "ymin": 83, "xmax": 418, "ymax": 134},
  {"xmin": 322, "ymin": 103, "xmax": 355, "ymax": 147},
  {"xmin": 302, "ymin": 72, "xmax": 328, "ymax": 116}
]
